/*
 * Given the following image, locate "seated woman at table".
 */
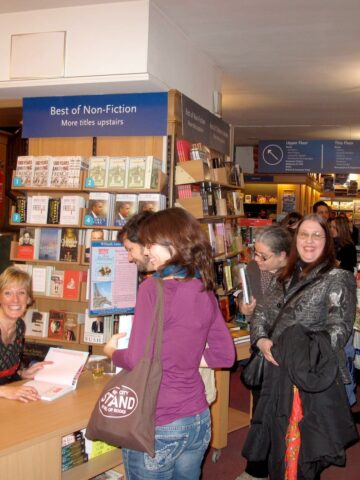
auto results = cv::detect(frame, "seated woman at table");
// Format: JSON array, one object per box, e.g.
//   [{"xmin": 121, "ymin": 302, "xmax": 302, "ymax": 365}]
[{"xmin": 0, "ymin": 266, "xmax": 48, "ymax": 402}]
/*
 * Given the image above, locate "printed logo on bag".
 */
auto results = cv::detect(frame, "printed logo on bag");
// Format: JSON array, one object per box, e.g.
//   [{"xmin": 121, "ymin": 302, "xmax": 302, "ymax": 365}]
[{"xmin": 99, "ymin": 385, "xmax": 138, "ymax": 418}]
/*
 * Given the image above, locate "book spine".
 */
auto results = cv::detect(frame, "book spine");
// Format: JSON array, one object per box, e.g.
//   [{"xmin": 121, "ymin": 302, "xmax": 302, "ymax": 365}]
[
  {"xmin": 47, "ymin": 198, "xmax": 61, "ymax": 224},
  {"xmin": 15, "ymin": 196, "xmax": 27, "ymax": 223}
]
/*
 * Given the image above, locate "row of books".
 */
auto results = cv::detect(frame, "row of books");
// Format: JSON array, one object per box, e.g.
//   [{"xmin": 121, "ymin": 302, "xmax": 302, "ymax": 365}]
[
  {"xmin": 202, "ymin": 220, "xmax": 243, "ymax": 257},
  {"xmin": 24, "ymin": 306, "xmax": 134, "ymax": 346},
  {"xmin": 24, "ymin": 309, "xmax": 85, "ymax": 342},
  {"xmin": 16, "ymin": 227, "xmax": 84, "ymax": 262},
  {"xmin": 14, "ymin": 154, "xmax": 165, "ymax": 190},
  {"xmin": 14, "ymin": 192, "xmax": 166, "ymax": 227},
  {"xmin": 62, "ymin": 428, "xmax": 119, "ymax": 473},
  {"xmin": 86, "ymin": 155, "xmax": 164, "ymax": 189},
  {"xmin": 15, "ymin": 155, "xmax": 89, "ymax": 188},
  {"xmin": 16, "ymin": 263, "xmax": 86, "ymax": 299},
  {"xmin": 84, "ymin": 192, "xmax": 166, "ymax": 227},
  {"xmin": 214, "ymin": 258, "xmax": 244, "ymax": 293},
  {"xmin": 15, "ymin": 194, "xmax": 85, "ymax": 225}
]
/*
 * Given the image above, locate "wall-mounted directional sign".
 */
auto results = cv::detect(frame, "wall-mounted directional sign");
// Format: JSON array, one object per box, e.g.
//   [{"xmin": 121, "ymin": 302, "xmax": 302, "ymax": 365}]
[{"xmin": 259, "ymin": 140, "xmax": 360, "ymax": 174}]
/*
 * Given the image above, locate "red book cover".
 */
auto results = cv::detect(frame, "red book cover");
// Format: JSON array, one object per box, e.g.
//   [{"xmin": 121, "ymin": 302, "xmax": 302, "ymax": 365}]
[
  {"xmin": 63, "ymin": 270, "xmax": 82, "ymax": 301},
  {"xmin": 176, "ymin": 139, "xmax": 191, "ymax": 162},
  {"xmin": 48, "ymin": 310, "xmax": 66, "ymax": 339}
]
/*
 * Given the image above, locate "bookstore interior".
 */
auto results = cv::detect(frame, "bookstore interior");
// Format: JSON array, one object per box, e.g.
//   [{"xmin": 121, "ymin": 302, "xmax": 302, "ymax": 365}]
[{"xmin": 1, "ymin": 89, "xmax": 360, "ymax": 479}]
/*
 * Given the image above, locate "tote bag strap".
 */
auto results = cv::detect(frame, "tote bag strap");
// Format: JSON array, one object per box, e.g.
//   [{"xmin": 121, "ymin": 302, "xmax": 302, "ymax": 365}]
[{"xmin": 142, "ymin": 277, "xmax": 165, "ymax": 362}]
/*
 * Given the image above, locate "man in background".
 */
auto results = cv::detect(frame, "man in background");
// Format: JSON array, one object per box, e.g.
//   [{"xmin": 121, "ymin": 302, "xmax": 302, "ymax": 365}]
[
  {"xmin": 117, "ymin": 210, "xmax": 154, "ymax": 272},
  {"xmin": 313, "ymin": 200, "xmax": 330, "ymax": 220}
]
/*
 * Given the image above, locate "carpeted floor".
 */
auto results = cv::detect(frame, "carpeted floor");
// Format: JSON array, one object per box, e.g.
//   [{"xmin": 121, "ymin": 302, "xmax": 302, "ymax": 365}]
[{"xmin": 201, "ymin": 368, "xmax": 360, "ymax": 480}]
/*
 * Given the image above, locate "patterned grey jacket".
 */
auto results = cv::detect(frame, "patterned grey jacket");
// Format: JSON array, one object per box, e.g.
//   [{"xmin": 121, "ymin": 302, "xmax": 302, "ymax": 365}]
[{"xmin": 250, "ymin": 263, "xmax": 356, "ymax": 382}]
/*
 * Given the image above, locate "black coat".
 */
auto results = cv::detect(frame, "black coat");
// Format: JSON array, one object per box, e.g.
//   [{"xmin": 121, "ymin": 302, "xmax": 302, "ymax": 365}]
[{"xmin": 243, "ymin": 324, "xmax": 358, "ymax": 479}]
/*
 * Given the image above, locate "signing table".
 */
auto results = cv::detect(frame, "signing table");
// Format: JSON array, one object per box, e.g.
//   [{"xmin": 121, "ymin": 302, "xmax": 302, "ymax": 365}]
[{"xmin": 0, "ymin": 372, "xmax": 123, "ymax": 480}]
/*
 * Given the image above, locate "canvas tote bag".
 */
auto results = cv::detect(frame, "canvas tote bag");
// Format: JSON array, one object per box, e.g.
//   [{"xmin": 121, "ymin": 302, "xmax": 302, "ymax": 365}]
[{"xmin": 86, "ymin": 278, "xmax": 164, "ymax": 457}]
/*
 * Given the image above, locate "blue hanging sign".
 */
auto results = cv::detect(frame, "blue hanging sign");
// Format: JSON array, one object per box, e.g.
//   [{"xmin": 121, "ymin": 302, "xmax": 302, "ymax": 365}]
[
  {"xmin": 259, "ymin": 140, "xmax": 360, "ymax": 174},
  {"xmin": 22, "ymin": 92, "xmax": 168, "ymax": 138}
]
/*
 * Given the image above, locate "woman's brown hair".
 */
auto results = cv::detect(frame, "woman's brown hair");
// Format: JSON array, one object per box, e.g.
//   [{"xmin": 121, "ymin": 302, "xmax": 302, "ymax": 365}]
[
  {"xmin": 278, "ymin": 213, "xmax": 336, "ymax": 282},
  {"xmin": 139, "ymin": 207, "xmax": 215, "ymax": 290},
  {"xmin": 332, "ymin": 216, "xmax": 354, "ymax": 248}
]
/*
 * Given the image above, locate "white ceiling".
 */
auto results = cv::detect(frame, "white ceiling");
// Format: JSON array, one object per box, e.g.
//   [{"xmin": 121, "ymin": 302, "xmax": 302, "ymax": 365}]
[{"xmin": 1, "ymin": 0, "xmax": 360, "ymax": 146}]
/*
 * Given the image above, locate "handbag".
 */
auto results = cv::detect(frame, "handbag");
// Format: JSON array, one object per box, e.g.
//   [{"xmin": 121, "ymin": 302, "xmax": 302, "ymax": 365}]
[
  {"xmin": 240, "ymin": 349, "xmax": 264, "ymax": 389},
  {"xmin": 86, "ymin": 278, "xmax": 164, "ymax": 457}
]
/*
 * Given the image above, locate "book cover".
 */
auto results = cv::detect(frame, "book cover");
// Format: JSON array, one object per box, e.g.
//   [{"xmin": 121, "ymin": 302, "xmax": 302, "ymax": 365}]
[
  {"xmin": 176, "ymin": 139, "xmax": 191, "ymax": 162},
  {"xmin": 83, "ymin": 229, "xmax": 109, "ymax": 264},
  {"xmin": 85, "ymin": 192, "xmax": 113, "ymax": 227},
  {"xmin": 31, "ymin": 156, "xmax": 53, "ymax": 187},
  {"xmin": 59, "ymin": 228, "xmax": 79, "ymax": 263},
  {"xmin": 49, "ymin": 270, "xmax": 65, "ymax": 298},
  {"xmin": 88, "ymin": 156, "xmax": 109, "ymax": 188},
  {"xmin": 15, "ymin": 195, "xmax": 27, "ymax": 223},
  {"xmin": 144, "ymin": 156, "xmax": 163, "ymax": 189},
  {"xmin": 31, "ymin": 265, "xmax": 52, "ymax": 295},
  {"xmin": 50, "ymin": 156, "xmax": 70, "ymax": 188},
  {"xmin": 26, "ymin": 196, "xmax": 49, "ymax": 224},
  {"xmin": 63, "ymin": 270, "xmax": 82, "ymax": 300},
  {"xmin": 47, "ymin": 198, "xmax": 61, "ymax": 224},
  {"xmin": 59, "ymin": 195, "xmax": 85, "ymax": 225},
  {"xmin": 67, "ymin": 156, "xmax": 89, "ymax": 188},
  {"xmin": 38, "ymin": 228, "xmax": 61, "ymax": 261},
  {"xmin": 126, "ymin": 156, "xmax": 147, "ymax": 189},
  {"xmin": 48, "ymin": 310, "xmax": 66, "ymax": 339},
  {"xmin": 83, "ymin": 310, "xmax": 106, "ymax": 344},
  {"xmin": 17, "ymin": 227, "xmax": 36, "ymax": 259},
  {"xmin": 113, "ymin": 194, "xmax": 138, "ymax": 227},
  {"xmin": 137, "ymin": 193, "xmax": 165, "ymax": 213},
  {"xmin": 107, "ymin": 156, "xmax": 128, "ymax": 188},
  {"xmin": 24, "ymin": 309, "xmax": 49, "ymax": 337},
  {"xmin": 239, "ymin": 266, "xmax": 252, "ymax": 304},
  {"xmin": 25, "ymin": 347, "xmax": 89, "ymax": 401},
  {"xmin": 63, "ymin": 312, "xmax": 80, "ymax": 342},
  {"xmin": 15, "ymin": 156, "xmax": 34, "ymax": 187}
]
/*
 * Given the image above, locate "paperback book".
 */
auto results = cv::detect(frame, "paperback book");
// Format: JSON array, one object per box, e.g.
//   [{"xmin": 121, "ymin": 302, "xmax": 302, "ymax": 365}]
[
  {"xmin": 59, "ymin": 195, "xmax": 85, "ymax": 225},
  {"xmin": 15, "ymin": 156, "xmax": 34, "ymax": 187},
  {"xmin": 24, "ymin": 309, "xmax": 49, "ymax": 337},
  {"xmin": 31, "ymin": 156, "xmax": 53, "ymax": 187},
  {"xmin": 126, "ymin": 156, "xmax": 147, "ymax": 189},
  {"xmin": 17, "ymin": 227, "xmax": 37, "ymax": 260},
  {"xmin": 37, "ymin": 228, "xmax": 61, "ymax": 261},
  {"xmin": 26, "ymin": 196, "xmax": 49, "ymax": 224},
  {"xmin": 137, "ymin": 193, "xmax": 166, "ymax": 213},
  {"xmin": 107, "ymin": 156, "xmax": 128, "ymax": 188},
  {"xmin": 144, "ymin": 156, "xmax": 163, "ymax": 189},
  {"xmin": 25, "ymin": 348, "xmax": 89, "ymax": 401},
  {"xmin": 85, "ymin": 192, "xmax": 114, "ymax": 227},
  {"xmin": 88, "ymin": 156, "xmax": 109, "ymax": 188},
  {"xmin": 59, "ymin": 228, "xmax": 80, "ymax": 263},
  {"xmin": 48, "ymin": 310, "xmax": 66, "ymax": 339},
  {"xmin": 113, "ymin": 194, "xmax": 138, "ymax": 227}
]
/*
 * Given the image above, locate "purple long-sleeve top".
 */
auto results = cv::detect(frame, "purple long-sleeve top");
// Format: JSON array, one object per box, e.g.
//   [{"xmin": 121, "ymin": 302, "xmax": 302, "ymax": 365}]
[{"xmin": 112, "ymin": 276, "xmax": 235, "ymax": 426}]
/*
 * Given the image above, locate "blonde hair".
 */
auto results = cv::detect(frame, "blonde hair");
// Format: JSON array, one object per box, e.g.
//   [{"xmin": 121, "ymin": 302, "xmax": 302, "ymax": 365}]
[{"xmin": 0, "ymin": 266, "xmax": 33, "ymax": 306}]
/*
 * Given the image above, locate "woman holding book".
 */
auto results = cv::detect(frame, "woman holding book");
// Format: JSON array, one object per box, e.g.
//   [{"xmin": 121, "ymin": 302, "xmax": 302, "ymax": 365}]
[
  {"xmin": 237, "ymin": 225, "xmax": 292, "ymax": 480},
  {"xmin": 242, "ymin": 214, "xmax": 357, "ymax": 479},
  {"xmin": 0, "ymin": 266, "xmax": 48, "ymax": 402},
  {"xmin": 104, "ymin": 207, "xmax": 235, "ymax": 480}
]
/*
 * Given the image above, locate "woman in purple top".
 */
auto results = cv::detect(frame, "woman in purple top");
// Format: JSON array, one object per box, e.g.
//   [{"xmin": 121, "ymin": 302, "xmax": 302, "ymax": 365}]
[{"xmin": 104, "ymin": 207, "xmax": 235, "ymax": 480}]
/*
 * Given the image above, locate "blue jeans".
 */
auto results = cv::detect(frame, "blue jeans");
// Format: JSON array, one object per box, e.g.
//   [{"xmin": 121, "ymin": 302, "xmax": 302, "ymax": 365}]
[{"xmin": 122, "ymin": 408, "xmax": 211, "ymax": 480}]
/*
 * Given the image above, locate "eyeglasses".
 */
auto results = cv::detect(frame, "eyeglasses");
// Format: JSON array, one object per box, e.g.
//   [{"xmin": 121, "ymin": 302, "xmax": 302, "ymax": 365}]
[
  {"xmin": 297, "ymin": 231, "xmax": 325, "ymax": 242},
  {"xmin": 254, "ymin": 251, "xmax": 274, "ymax": 262}
]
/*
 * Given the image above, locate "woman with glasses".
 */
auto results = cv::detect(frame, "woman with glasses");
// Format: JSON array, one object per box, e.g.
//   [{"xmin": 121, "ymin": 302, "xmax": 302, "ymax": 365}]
[
  {"xmin": 242, "ymin": 214, "xmax": 358, "ymax": 479},
  {"xmin": 329, "ymin": 215, "xmax": 357, "ymax": 273},
  {"xmin": 236, "ymin": 225, "xmax": 292, "ymax": 480}
]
